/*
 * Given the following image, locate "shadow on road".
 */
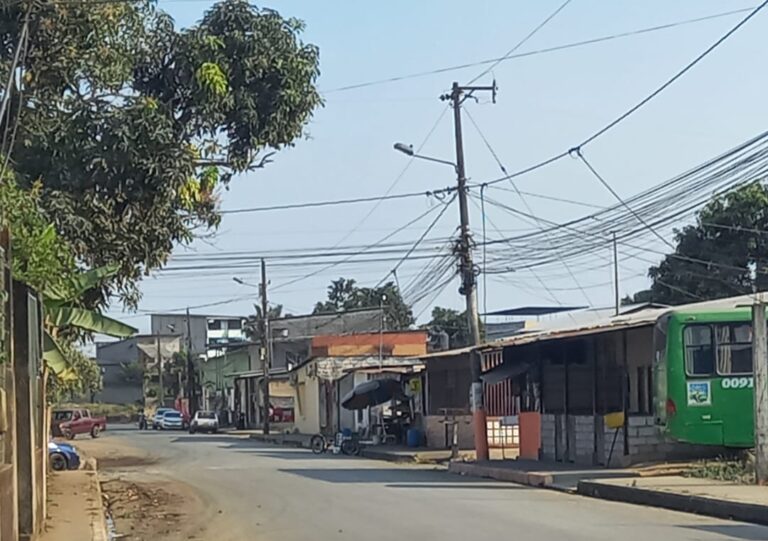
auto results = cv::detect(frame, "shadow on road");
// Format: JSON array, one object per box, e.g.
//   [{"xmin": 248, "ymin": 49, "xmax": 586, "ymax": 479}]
[
  {"xmin": 681, "ymin": 524, "xmax": 768, "ymax": 540},
  {"xmin": 278, "ymin": 467, "xmax": 512, "ymax": 485}
]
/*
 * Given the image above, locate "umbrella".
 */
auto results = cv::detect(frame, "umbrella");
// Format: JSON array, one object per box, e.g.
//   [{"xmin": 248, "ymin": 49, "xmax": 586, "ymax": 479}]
[{"xmin": 341, "ymin": 379, "xmax": 405, "ymax": 410}]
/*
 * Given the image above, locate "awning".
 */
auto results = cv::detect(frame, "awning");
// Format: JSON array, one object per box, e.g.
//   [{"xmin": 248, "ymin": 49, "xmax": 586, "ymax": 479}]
[{"xmin": 481, "ymin": 361, "xmax": 529, "ymax": 385}]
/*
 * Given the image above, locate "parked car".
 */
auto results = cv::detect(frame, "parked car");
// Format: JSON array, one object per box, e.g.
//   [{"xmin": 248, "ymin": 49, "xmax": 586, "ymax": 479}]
[
  {"xmin": 48, "ymin": 441, "xmax": 80, "ymax": 471},
  {"xmin": 52, "ymin": 408, "xmax": 107, "ymax": 440},
  {"xmin": 152, "ymin": 408, "xmax": 173, "ymax": 430},
  {"xmin": 159, "ymin": 410, "xmax": 185, "ymax": 430},
  {"xmin": 189, "ymin": 411, "xmax": 219, "ymax": 434}
]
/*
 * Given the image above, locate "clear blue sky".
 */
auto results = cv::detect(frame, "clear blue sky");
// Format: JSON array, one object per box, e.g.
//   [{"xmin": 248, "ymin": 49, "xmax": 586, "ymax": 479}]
[{"xmin": 112, "ymin": 0, "xmax": 766, "ymax": 332}]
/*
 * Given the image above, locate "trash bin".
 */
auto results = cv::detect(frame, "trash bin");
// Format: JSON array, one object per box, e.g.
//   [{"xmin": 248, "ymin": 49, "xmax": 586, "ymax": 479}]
[{"xmin": 406, "ymin": 428, "xmax": 422, "ymax": 448}]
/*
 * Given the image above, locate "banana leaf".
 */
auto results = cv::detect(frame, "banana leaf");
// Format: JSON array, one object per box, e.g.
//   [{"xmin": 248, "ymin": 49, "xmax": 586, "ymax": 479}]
[
  {"xmin": 47, "ymin": 306, "xmax": 137, "ymax": 337},
  {"xmin": 43, "ymin": 332, "xmax": 70, "ymax": 376},
  {"xmin": 44, "ymin": 264, "xmax": 120, "ymax": 302}
]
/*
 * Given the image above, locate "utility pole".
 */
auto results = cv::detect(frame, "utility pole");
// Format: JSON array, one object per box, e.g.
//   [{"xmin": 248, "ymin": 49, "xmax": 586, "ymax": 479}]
[
  {"xmin": 185, "ymin": 307, "xmax": 196, "ymax": 416},
  {"xmin": 442, "ymin": 80, "xmax": 496, "ymax": 461},
  {"xmin": 752, "ymin": 297, "xmax": 768, "ymax": 484},
  {"xmin": 156, "ymin": 334, "xmax": 163, "ymax": 407},
  {"xmin": 260, "ymin": 258, "xmax": 271, "ymax": 435},
  {"xmin": 612, "ymin": 232, "xmax": 619, "ymax": 316}
]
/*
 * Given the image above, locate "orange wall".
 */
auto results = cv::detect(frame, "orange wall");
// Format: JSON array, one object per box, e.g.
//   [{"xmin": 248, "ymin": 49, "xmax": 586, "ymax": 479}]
[{"xmin": 311, "ymin": 331, "xmax": 427, "ymax": 357}]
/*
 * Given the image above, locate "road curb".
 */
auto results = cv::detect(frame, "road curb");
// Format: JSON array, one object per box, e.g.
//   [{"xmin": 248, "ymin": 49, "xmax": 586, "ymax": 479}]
[
  {"xmin": 359, "ymin": 448, "xmax": 419, "ymax": 464},
  {"xmin": 86, "ymin": 467, "xmax": 109, "ymax": 541},
  {"xmin": 248, "ymin": 433, "xmax": 309, "ymax": 448},
  {"xmin": 577, "ymin": 480, "xmax": 768, "ymax": 527},
  {"xmin": 448, "ymin": 462, "xmax": 555, "ymax": 488}
]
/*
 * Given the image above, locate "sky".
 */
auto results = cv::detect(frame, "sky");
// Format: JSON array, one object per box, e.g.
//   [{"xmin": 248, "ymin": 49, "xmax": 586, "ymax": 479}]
[{"xmin": 108, "ymin": 0, "xmax": 768, "ymax": 333}]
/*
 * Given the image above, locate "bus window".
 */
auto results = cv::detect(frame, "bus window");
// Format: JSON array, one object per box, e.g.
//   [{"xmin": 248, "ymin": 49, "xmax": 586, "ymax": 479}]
[
  {"xmin": 715, "ymin": 323, "xmax": 752, "ymax": 375},
  {"xmin": 684, "ymin": 325, "xmax": 715, "ymax": 376}
]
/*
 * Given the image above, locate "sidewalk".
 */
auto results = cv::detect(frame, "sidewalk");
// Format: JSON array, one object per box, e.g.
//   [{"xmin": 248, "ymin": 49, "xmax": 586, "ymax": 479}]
[
  {"xmin": 577, "ymin": 475, "xmax": 768, "ymax": 526},
  {"xmin": 40, "ymin": 470, "xmax": 107, "ymax": 541},
  {"xmin": 448, "ymin": 459, "xmax": 635, "ymax": 491},
  {"xmin": 246, "ymin": 431, "xmax": 313, "ymax": 448}
]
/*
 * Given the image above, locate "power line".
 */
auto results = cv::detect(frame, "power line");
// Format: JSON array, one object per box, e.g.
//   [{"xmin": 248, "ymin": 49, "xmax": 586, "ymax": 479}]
[
  {"xmin": 465, "ymin": 107, "xmax": 595, "ymax": 306},
  {"xmin": 219, "ymin": 186, "xmax": 455, "ymax": 215},
  {"xmin": 269, "ymin": 202, "xmax": 453, "ymax": 292},
  {"xmin": 572, "ymin": 148, "xmax": 676, "ymax": 250},
  {"xmin": 375, "ymin": 194, "xmax": 457, "ymax": 287},
  {"xmin": 322, "ymin": 7, "xmax": 754, "ymax": 93},
  {"xmin": 465, "ymin": 0, "xmax": 573, "ymax": 85},
  {"xmin": 480, "ymin": 1, "xmax": 768, "ymax": 189}
]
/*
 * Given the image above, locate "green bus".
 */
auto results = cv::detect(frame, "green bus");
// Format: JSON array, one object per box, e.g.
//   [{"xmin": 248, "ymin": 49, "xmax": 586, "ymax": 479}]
[{"xmin": 654, "ymin": 307, "xmax": 756, "ymax": 448}]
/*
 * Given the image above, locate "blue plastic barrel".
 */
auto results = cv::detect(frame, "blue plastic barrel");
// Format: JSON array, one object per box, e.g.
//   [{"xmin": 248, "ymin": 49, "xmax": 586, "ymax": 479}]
[{"xmin": 406, "ymin": 428, "xmax": 422, "ymax": 448}]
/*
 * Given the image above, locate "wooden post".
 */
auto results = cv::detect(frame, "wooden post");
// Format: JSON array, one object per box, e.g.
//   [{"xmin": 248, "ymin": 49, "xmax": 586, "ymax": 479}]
[{"xmin": 752, "ymin": 301, "xmax": 768, "ymax": 484}]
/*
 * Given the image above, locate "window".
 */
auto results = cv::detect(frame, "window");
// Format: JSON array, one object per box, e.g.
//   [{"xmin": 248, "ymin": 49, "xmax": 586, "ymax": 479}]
[
  {"xmin": 207, "ymin": 319, "xmax": 222, "ymax": 330},
  {"xmin": 684, "ymin": 325, "xmax": 715, "ymax": 375},
  {"xmin": 684, "ymin": 323, "xmax": 754, "ymax": 376},
  {"xmin": 716, "ymin": 323, "xmax": 752, "ymax": 375},
  {"xmin": 228, "ymin": 319, "xmax": 242, "ymax": 330}
]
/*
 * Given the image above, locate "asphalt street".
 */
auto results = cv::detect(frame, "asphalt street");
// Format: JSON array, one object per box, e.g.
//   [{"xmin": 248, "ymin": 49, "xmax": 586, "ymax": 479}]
[{"xmin": 103, "ymin": 427, "xmax": 768, "ymax": 541}]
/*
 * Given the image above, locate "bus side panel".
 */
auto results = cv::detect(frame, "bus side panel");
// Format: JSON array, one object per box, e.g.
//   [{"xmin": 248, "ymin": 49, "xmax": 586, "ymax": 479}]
[{"xmin": 715, "ymin": 379, "xmax": 754, "ymax": 447}]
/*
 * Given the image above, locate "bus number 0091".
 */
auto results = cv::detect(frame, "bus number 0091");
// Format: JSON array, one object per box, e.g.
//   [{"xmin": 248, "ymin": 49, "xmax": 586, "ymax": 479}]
[{"xmin": 721, "ymin": 377, "xmax": 754, "ymax": 389}]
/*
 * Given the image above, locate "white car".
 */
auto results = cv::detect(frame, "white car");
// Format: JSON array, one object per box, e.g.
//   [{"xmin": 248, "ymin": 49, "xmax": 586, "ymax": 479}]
[
  {"xmin": 189, "ymin": 411, "xmax": 219, "ymax": 434},
  {"xmin": 159, "ymin": 410, "xmax": 184, "ymax": 430},
  {"xmin": 152, "ymin": 408, "xmax": 173, "ymax": 430}
]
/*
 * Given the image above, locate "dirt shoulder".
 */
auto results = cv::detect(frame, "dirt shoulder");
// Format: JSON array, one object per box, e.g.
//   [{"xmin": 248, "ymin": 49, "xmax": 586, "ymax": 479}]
[{"xmin": 76, "ymin": 434, "xmax": 210, "ymax": 541}]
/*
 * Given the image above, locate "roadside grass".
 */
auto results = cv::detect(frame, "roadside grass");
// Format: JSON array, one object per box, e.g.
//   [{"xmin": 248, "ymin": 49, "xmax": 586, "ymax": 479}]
[{"xmin": 685, "ymin": 452, "xmax": 755, "ymax": 484}]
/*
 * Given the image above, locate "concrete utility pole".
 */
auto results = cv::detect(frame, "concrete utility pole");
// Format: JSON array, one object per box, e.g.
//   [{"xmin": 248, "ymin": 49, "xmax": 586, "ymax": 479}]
[
  {"xmin": 260, "ymin": 258, "xmax": 271, "ymax": 435},
  {"xmin": 185, "ymin": 307, "xmax": 196, "ymax": 416},
  {"xmin": 156, "ymin": 334, "xmax": 163, "ymax": 407},
  {"xmin": 752, "ymin": 298, "xmax": 768, "ymax": 484},
  {"xmin": 442, "ymin": 81, "xmax": 496, "ymax": 461},
  {"xmin": 612, "ymin": 232, "xmax": 620, "ymax": 316}
]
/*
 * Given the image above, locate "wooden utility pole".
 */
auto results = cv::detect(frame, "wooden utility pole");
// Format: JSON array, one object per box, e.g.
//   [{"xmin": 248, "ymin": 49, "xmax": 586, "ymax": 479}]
[
  {"xmin": 442, "ymin": 80, "xmax": 496, "ymax": 461},
  {"xmin": 260, "ymin": 258, "xmax": 271, "ymax": 435},
  {"xmin": 752, "ymin": 299, "xmax": 768, "ymax": 484}
]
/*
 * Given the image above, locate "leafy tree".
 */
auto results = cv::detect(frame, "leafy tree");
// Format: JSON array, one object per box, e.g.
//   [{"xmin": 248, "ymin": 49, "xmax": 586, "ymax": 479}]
[
  {"xmin": 244, "ymin": 303, "xmax": 283, "ymax": 342},
  {"xmin": 423, "ymin": 306, "xmax": 483, "ymax": 348},
  {"xmin": 47, "ymin": 342, "xmax": 102, "ymax": 404},
  {"xmin": 1, "ymin": 0, "xmax": 321, "ymax": 307},
  {"xmin": 627, "ymin": 182, "xmax": 768, "ymax": 305},
  {"xmin": 313, "ymin": 278, "xmax": 414, "ymax": 330}
]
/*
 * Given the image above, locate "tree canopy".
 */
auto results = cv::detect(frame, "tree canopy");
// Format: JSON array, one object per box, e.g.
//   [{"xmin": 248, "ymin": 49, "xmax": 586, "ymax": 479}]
[
  {"xmin": 313, "ymin": 278, "xmax": 414, "ymax": 330},
  {"xmin": 0, "ymin": 0, "xmax": 322, "ymax": 307},
  {"xmin": 626, "ymin": 182, "xmax": 768, "ymax": 305},
  {"xmin": 423, "ymin": 306, "xmax": 482, "ymax": 348}
]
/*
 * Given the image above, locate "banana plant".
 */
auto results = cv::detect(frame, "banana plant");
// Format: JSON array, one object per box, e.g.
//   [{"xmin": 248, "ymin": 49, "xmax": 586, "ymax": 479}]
[{"xmin": 43, "ymin": 264, "xmax": 137, "ymax": 379}]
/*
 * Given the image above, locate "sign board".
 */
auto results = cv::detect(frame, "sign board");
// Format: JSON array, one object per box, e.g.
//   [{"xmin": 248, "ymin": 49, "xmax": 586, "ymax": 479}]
[{"xmin": 687, "ymin": 380, "xmax": 712, "ymax": 407}]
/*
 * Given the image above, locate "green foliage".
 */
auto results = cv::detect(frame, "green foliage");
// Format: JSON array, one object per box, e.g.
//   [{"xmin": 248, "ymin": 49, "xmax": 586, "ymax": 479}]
[
  {"xmin": 244, "ymin": 304, "xmax": 283, "ymax": 342},
  {"xmin": 119, "ymin": 361, "xmax": 143, "ymax": 384},
  {"xmin": 313, "ymin": 278, "xmax": 414, "ymax": 330},
  {"xmin": 47, "ymin": 341, "xmax": 103, "ymax": 404},
  {"xmin": 686, "ymin": 455, "xmax": 754, "ymax": 484},
  {"xmin": 424, "ymin": 306, "xmax": 483, "ymax": 348},
  {"xmin": 627, "ymin": 182, "xmax": 768, "ymax": 305},
  {"xmin": 1, "ymin": 0, "xmax": 322, "ymax": 307},
  {"xmin": 0, "ymin": 176, "xmax": 76, "ymax": 294}
]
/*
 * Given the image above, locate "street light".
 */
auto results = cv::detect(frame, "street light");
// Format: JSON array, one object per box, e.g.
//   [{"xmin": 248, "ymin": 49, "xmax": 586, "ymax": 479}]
[
  {"xmin": 232, "ymin": 276, "xmax": 258, "ymax": 289},
  {"xmin": 393, "ymin": 142, "xmax": 457, "ymax": 171}
]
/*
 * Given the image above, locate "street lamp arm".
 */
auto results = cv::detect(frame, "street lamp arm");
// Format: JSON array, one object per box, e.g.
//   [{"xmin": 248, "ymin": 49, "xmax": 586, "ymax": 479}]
[{"xmin": 412, "ymin": 153, "xmax": 458, "ymax": 171}]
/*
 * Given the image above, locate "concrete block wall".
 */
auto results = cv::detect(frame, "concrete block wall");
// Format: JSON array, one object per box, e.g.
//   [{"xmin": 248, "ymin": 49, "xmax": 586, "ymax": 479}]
[
  {"xmin": 572, "ymin": 415, "xmax": 594, "ymax": 462},
  {"xmin": 541, "ymin": 414, "xmax": 555, "ymax": 460},
  {"xmin": 424, "ymin": 415, "xmax": 474, "ymax": 450}
]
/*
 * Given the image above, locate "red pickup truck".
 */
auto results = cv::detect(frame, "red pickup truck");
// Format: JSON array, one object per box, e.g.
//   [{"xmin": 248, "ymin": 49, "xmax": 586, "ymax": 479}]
[{"xmin": 52, "ymin": 409, "xmax": 107, "ymax": 439}]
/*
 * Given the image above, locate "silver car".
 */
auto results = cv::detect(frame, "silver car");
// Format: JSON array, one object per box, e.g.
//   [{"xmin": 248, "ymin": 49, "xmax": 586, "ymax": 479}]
[{"xmin": 189, "ymin": 411, "xmax": 219, "ymax": 434}]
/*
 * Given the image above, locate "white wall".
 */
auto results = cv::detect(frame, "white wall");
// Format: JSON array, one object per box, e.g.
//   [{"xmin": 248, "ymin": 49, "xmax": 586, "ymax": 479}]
[{"xmin": 292, "ymin": 367, "xmax": 321, "ymax": 434}]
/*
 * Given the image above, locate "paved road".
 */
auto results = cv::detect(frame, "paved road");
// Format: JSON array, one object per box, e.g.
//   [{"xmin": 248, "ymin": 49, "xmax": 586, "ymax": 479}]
[{"xmin": 103, "ymin": 427, "xmax": 768, "ymax": 541}]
